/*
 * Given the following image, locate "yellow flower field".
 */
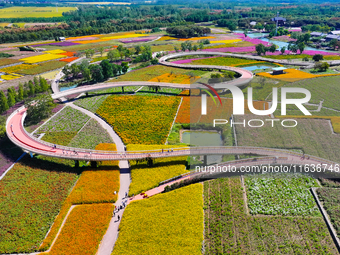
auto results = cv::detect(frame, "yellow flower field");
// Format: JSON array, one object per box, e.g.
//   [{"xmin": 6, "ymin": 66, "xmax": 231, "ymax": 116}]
[
  {"xmin": 45, "ymin": 204, "xmax": 113, "ymax": 255},
  {"xmin": 127, "ymin": 144, "xmax": 188, "ymax": 196},
  {"xmin": 157, "ymin": 35, "xmax": 177, "ymax": 41},
  {"xmin": 44, "ymin": 49, "xmax": 67, "ymax": 54},
  {"xmin": 210, "ymin": 39, "xmax": 242, "ymax": 44},
  {"xmin": 112, "ymin": 184, "xmax": 203, "ymax": 255},
  {"xmin": 20, "ymin": 53, "xmax": 66, "ymax": 64},
  {"xmin": 257, "ymin": 68, "xmax": 340, "ymax": 82},
  {"xmin": 148, "ymin": 73, "xmax": 200, "ymax": 84},
  {"xmin": 0, "ymin": 64, "xmax": 37, "ymax": 73},
  {"xmin": 39, "ymin": 143, "xmax": 119, "ymax": 251},
  {"xmin": 178, "ymin": 36, "xmax": 215, "ymax": 41},
  {"xmin": 1, "ymin": 73, "xmax": 22, "ymax": 80},
  {"xmin": 101, "ymin": 33, "xmax": 149, "ymax": 40},
  {"xmin": 0, "ymin": 7, "xmax": 76, "ymax": 18}
]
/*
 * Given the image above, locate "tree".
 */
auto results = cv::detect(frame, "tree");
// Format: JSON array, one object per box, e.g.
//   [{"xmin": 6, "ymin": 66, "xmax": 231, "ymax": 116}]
[
  {"xmin": 193, "ymin": 45, "xmax": 198, "ymax": 51},
  {"xmin": 269, "ymin": 44, "xmax": 277, "ymax": 53},
  {"xmin": 174, "ymin": 46, "xmax": 179, "ymax": 52},
  {"xmin": 199, "ymin": 42, "xmax": 204, "ymax": 50},
  {"xmin": 39, "ymin": 76, "xmax": 49, "ymax": 92},
  {"xmin": 17, "ymin": 83, "xmax": 24, "ymax": 101},
  {"xmin": 134, "ymin": 45, "xmax": 142, "ymax": 55},
  {"xmin": 117, "ymin": 45, "xmax": 124, "ymax": 52},
  {"xmin": 7, "ymin": 88, "xmax": 16, "ymax": 108},
  {"xmin": 62, "ymin": 65, "xmax": 72, "ymax": 77},
  {"xmin": 0, "ymin": 91, "xmax": 9, "ymax": 113},
  {"xmin": 100, "ymin": 60, "xmax": 113, "ymax": 79},
  {"xmin": 255, "ymin": 43, "xmax": 266, "ymax": 56},
  {"xmin": 313, "ymin": 54, "xmax": 324, "ymax": 62},
  {"xmin": 181, "ymin": 42, "xmax": 187, "ymax": 52},
  {"xmin": 99, "ymin": 47, "xmax": 105, "ymax": 57},
  {"xmin": 290, "ymin": 44, "xmax": 299, "ymax": 54},
  {"xmin": 121, "ymin": 62, "xmax": 129, "ymax": 74},
  {"xmin": 28, "ymin": 80, "xmax": 35, "ymax": 96},
  {"xmin": 90, "ymin": 65, "xmax": 104, "ymax": 83},
  {"xmin": 297, "ymin": 42, "xmax": 305, "ymax": 54},
  {"xmin": 280, "ymin": 46, "xmax": 286, "ymax": 55},
  {"xmin": 151, "ymin": 58, "xmax": 159, "ymax": 65},
  {"xmin": 25, "ymin": 94, "xmax": 55, "ymax": 125},
  {"xmin": 79, "ymin": 60, "xmax": 89, "ymax": 73},
  {"xmin": 329, "ymin": 39, "xmax": 338, "ymax": 50},
  {"xmin": 70, "ymin": 64, "xmax": 80, "ymax": 79},
  {"xmin": 83, "ymin": 68, "xmax": 91, "ymax": 81},
  {"xmin": 85, "ymin": 49, "xmax": 95, "ymax": 58},
  {"xmin": 186, "ymin": 41, "xmax": 192, "ymax": 51},
  {"xmin": 314, "ymin": 62, "xmax": 329, "ymax": 72}
]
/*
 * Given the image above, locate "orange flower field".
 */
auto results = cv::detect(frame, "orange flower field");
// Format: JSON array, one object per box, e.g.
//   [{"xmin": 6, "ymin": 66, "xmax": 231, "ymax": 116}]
[
  {"xmin": 148, "ymin": 73, "xmax": 200, "ymax": 84},
  {"xmin": 59, "ymin": 57, "xmax": 79, "ymax": 63}
]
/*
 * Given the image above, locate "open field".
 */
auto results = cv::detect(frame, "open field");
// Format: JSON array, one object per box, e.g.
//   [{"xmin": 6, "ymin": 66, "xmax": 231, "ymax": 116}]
[
  {"xmin": 235, "ymin": 115, "xmax": 340, "ymax": 162},
  {"xmin": 204, "ymin": 177, "xmax": 337, "ymax": 254},
  {"xmin": 127, "ymin": 144, "xmax": 188, "ymax": 196},
  {"xmin": 0, "ymin": 156, "xmax": 78, "ymax": 254},
  {"xmin": 113, "ymin": 184, "xmax": 203, "ymax": 255},
  {"xmin": 17, "ymin": 61, "xmax": 66, "ymax": 75},
  {"xmin": 0, "ymin": 7, "xmax": 76, "ymax": 18},
  {"xmin": 96, "ymin": 95, "xmax": 181, "ymax": 144}
]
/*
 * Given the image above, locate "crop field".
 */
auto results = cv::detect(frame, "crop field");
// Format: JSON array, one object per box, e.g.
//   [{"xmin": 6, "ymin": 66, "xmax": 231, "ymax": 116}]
[
  {"xmin": 113, "ymin": 184, "xmax": 203, "ymax": 255},
  {"xmin": 0, "ymin": 7, "xmax": 76, "ymax": 18},
  {"xmin": 276, "ymin": 76, "xmax": 340, "ymax": 111},
  {"xmin": 191, "ymin": 56, "xmax": 265, "ymax": 67},
  {"xmin": 317, "ymin": 188, "xmax": 340, "ymax": 238},
  {"xmin": 0, "ymin": 58, "xmax": 20, "ymax": 67},
  {"xmin": 38, "ymin": 106, "xmax": 90, "ymax": 133},
  {"xmin": 40, "ymin": 144, "xmax": 119, "ymax": 251},
  {"xmin": 42, "ymin": 131, "xmax": 78, "ymax": 146},
  {"xmin": 203, "ymin": 177, "xmax": 337, "ymax": 254},
  {"xmin": 235, "ymin": 115, "xmax": 340, "ymax": 162},
  {"xmin": 245, "ymin": 174, "xmax": 320, "ymax": 216},
  {"xmin": 0, "ymin": 156, "xmax": 78, "ymax": 254},
  {"xmin": 96, "ymin": 95, "xmax": 181, "ymax": 144},
  {"xmin": 127, "ymin": 144, "xmax": 188, "ymax": 196},
  {"xmin": 68, "ymin": 119, "xmax": 114, "ymax": 149},
  {"xmin": 46, "ymin": 204, "xmax": 113, "ymax": 255},
  {"xmin": 20, "ymin": 54, "xmax": 66, "ymax": 64},
  {"xmin": 148, "ymin": 73, "xmax": 200, "ymax": 84},
  {"xmin": 17, "ymin": 61, "xmax": 66, "ymax": 75}
]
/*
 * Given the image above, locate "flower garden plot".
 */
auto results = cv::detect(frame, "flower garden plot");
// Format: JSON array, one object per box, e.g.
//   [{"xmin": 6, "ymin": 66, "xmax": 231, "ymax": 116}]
[
  {"xmin": 17, "ymin": 61, "xmax": 67, "ymax": 75},
  {"xmin": 245, "ymin": 174, "xmax": 320, "ymax": 216},
  {"xmin": 257, "ymin": 68, "xmax": 340, "ymax": 82},
  {"xmin": 0, "ymin": 156, "xmax": 78, "ymax": 254},
  {"xmin": 59, "ymin": 57, "xmax": 79, "ymax": 63},
  {"xmin": 42, "ymin": 131, "xmax": 78, "ymax": 146},
  {"xmin": 20, "ymin": 53, "xmax": 67, "ymax": 64},
  {"xmin": 203, "ymin": 177, "xmax": 338, "ymax": 255},
  {"xmin": 68, "ymin": 119, "xmax": 114, "ymax": 149},
  {"xmin": 191, "ymin": 56, "xmax": 265, "ymax": 67},
  {"xmin": 0, "ymin": 7, "xmax": 76, "ymax": 18},
  {"xmin": 40, "ymin": 144, "xmax": 119, "ymax": 251},
  {"xmin": 234, "ymin": 115, "xmax": 340, "ymax": 163},
  {"xmin": 0, "ymin": 58, "xmax": 20, "ymax": 67},
  {"xmin": 44, "ymin": 49, "xmax": 67, "ymax": 54},
  {"xmin": 46, "ymin": 204, "xmax": 113, "ymax": 255},
  {"xmin": 178, "ymin": 36, "xmax": 215, "ymax": 41},
  {"xmin": 0, "ymin": 64, "xmax": 36, "ymax": 73},
  {"xmin": 148, "ymin": 72, "xmax": 200, "ymax": 84},
  {"xmin": 112, "ymin": 184, "xmax": 203, "ymax": 255},
  {"xmin": 96, "ymin": 95, "xmax": 181, "ymax": 144},
  {"xmin": 38, "ymin": 106, "xmax": 90, "ymax": 133},
  {"xmin": 1, "ymin": 73, "xmax": 22, "ymax": 80},
  {"xmin": 127, "ymin": 144, "xmax": 188, "ymax": 196}
]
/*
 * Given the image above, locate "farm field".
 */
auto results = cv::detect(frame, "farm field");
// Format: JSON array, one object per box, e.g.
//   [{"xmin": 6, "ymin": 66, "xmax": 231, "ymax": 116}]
[
  {"xmin": 317, "ymin": 188, "xmax": 340, "ymax": 238},
  {"xmin": 235, "ymin": 115, "xmax": 340, "ymax": 162},
  {"xmin": 127, "ymin": 144, "xmax": 188, "ymax": 196},
  {"xmin": 0, "ymin": 7, "xmax": 76, "ymax": 18},
  {"xmin": 0, "ymin": 156, "xmax": 78, "ymax": 254},
  {"xmin": 203, "ymin": 177, "xmax": 337, "ymax": 254},
  {"xmin": 112, "ymin": 184, "xmax": 203, "ymax": 255},
  {"xmin": 96, "ymin": 95, "xmax": 181, "ymax": 144}
]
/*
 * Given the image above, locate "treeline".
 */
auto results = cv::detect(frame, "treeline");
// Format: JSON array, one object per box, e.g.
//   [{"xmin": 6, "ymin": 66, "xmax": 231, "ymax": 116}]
[
  {"xmin": 166, "ymin": 26, "xmax": 211, "ymax": 38},
  {"xmin": 0, "ymin": 76, "xmax": 50, "ymax": 114}
]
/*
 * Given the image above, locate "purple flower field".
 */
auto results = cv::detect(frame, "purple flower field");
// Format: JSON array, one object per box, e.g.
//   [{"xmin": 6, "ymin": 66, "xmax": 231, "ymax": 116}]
[{"xmin": 31, "ymin": 41, "xmax": 80, "ymax": 47}]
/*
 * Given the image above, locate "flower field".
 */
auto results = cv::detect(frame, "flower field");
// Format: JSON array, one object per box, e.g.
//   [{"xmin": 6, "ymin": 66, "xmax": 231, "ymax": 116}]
[
  {"xmin": 203, "ymin": 177, "xmax": 337, "ymax": 254},
  {"xmin": 317, "ymin": 188, "xmax": 340, "ymax": 237},
  {"xmin": 96, "ymin": 95, "xmax": 181, "ymax": 144},
  {"xmin": 210, "ymin": 39, "xmax": 242, "ymax": 44},
  {"xmin": 46, "ymin": 204, "xmax": 113, "ymax": 255},
  {"xmin": 0, "ymin": 156, "xmax": 78, "ymax": 254},
  {"xmin": 1, "ymin": 73, "xmax": 22, "ymax": 80},
  {"xmin": 127, "ymin": 144, "xmax": 188, "ymax": 196},
  {"xmin": 40, "ymin": 144, "xmax": 119, "ymax": 251},
  {"xmin": 178, "ymin": 36, "xmax": 215, "ymax": 41},
  {"xmin": 112, "ymin": 184, "xmax": 203, "ymax": 255},
  {"xmin": 148, "ymin": 72, "xmax": 200, "ymax": 84},
  {"xmin": 95, "ymin": 143, "xmax": 119, "ymax": 166},
  {"xmin": 0, "ymin": 63, "xmax": 36, "ymax": 73},
  {"xmin": 0, "ymin": 7, "xmax": 76, "ymax": 18},
  {"xmin": 42, "ymin": 131, "xmax": 78, "ymax": 146},
  {"xmin": 38, "ymin": 106, "xmax": 90, "ymax": 133},
  {"xmin": 245, "ymin": 174, "xmax": 320, "ymax": 216},
  {"xmin": 59, "ymin": 57, "xmax": 79, "ymax": 63},
  {"xmin": 157, "ymin": 35, "xmax": 177, "ymax": 41},
  {"xmin": 0, "ymin": 58, "xmax": 20, "ymax": 67},
  {"xmin": 17, "ymin": 61, "xmax": 67, "ymax": 75},
  {"xmin": 257, "ymin": 68, "xmax": 340, "ymax": 82},
  {"xmin": 68, "ymin": 119, "xmax": 114, "ymax": 149},
  {"xmin": 20, "ymin": 53, "xmax": 66, "ymax": 64},
  {"xmin": 191, "ymin": 56, "xmax": 265, "ymax": 67}
]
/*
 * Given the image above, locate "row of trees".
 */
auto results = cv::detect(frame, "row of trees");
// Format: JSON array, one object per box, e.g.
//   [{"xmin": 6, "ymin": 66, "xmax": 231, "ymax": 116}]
[
  {"xmin": 166, "ymin": 26, "xmax": 211, "ymax": 38},
  {"xmin": 0, "ymin": 76, "xmax": 49, "ymax": 114},
  {"xmin": 255, "ymin": 44, "xmax": 278, "ymax": 56}
]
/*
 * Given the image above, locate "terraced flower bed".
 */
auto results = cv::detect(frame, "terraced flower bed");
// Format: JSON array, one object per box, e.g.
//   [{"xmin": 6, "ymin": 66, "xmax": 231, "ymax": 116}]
[
  {"xmin": 96, "ymin": 95, "xmax": 181, "ymax": 144},
  {"xmin": 0, "ymin": 156, "xmax": 78, "ymax": 254},
  {"xmin": 127, "ymin": 144, "xmax": 188, "ymax": 196},
  {"xmin": 245, "ymin": 174, "xmax": 320, "ymax": 216},
  {"xmin": 113, "ymin": 184, "xmax": 203, "ymax": 255},
  {"xmin": 203, "ymin": 177, "xmax": 337, "ymax": 254}
]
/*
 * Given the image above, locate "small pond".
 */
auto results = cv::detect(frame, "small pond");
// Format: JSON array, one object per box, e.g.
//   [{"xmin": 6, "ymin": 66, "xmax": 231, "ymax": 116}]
[
  {"xmin": 182, "ymin": 130, "xmax": 223, "ymax": 165},
  {"xmin": 59, "ymin": 84, "xmax": 78, "ymax": 92},
  {"xmin": 241, "ymin": 65, "xmax": 274, "ymax": 71}
]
